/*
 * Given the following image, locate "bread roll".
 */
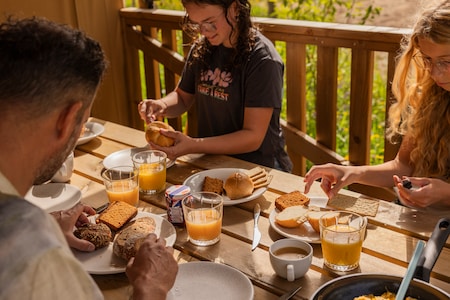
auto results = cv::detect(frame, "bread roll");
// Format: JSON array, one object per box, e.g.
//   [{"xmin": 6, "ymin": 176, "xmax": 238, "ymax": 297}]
[
  {"xmin": 113, "ymin": 217, "xmax": 156, "ymax": 261},
  {"xmin": 223, "ymin": 172, "xmax": 254, "ymax": 199},
  {"xmin": 275, "ymin": 205, "xmax": 309, "ymax": 228},
  {"xmin": 307, "ymin": 211, "xmax": 339, "ymax": 233},
  {"xmin": 74, "ymin": 223, "xmax": 112, "ymax": 250},
  {"xmin": 145, "ymin": 121, "xmax": 175, "ymax": 147}
]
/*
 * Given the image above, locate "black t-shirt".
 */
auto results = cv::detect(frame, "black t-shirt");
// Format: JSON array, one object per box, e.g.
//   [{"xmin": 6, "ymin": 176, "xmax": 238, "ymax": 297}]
[{"xmin": 178, "ymin": 31, "xmax": 292, "ymax": 171}]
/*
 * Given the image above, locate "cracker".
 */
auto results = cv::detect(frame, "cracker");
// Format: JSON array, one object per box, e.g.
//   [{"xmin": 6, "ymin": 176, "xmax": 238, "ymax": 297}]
[
  {"xmin": 246, "ymin": 167, "xmax": 265, "ymax": 178},
  {"xmin": 328, "ymin": 194, "xmax": 379, "ymax": 217}
]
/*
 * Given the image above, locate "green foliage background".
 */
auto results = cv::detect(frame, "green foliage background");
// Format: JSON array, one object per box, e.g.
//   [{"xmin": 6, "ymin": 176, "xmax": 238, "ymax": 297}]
[{"xmin": 128, "ymin": 0, "xmax": 388, "ymax": 166}]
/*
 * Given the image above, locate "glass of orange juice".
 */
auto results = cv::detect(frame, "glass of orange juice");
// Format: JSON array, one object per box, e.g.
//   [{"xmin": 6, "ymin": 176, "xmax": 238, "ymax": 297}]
[
  {"xmin": 132, "ymin": 150, "xmax": 166, "ymax": 194},
  {"xmin": 101, "ymin": 165, "xmax": 139, "ymax": 207},
  {"xmin": 320, "ymin": 211, "xmax": 367, "ymax": 272},
  {"xmin": 182, "ymin": 192, "xmax": 223, "ymax": 246}
]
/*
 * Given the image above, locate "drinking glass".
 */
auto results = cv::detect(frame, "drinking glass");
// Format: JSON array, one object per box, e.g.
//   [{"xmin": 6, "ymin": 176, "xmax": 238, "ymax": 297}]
[
  {"xmin": 132, "ymin": 150, "xmax": 166, "ymax": 194},
  {"xmin": 101, "ymin": 165, "xmax": 139, "ymax": 207},
  {"xmin": 320, "ymin": 211, "xmax": 367, "ymax": 272},
  {"xmin": 182, "ymin": 192, "xmax": 223, "ymax": 246}
]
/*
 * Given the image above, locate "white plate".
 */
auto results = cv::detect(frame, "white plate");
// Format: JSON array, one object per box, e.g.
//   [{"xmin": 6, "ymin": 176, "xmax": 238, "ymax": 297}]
[
  {"xmin": 103, "ymin": 147, "xmax": 175, "ymax": 169},
  {"xmin": 393, "ymin": 187, "xmax": 450, "ymax": 215},
  {"xmin": 77, "ymin": 122, "xmax": 105, "ymax": 145},
  {"xmin": 268, "ymin": 197, "xmax": 329, "ymax": 244},
  {"xmin": 72, "ymin": 211, "xmax": 177, "ymax": 275},
  {"xmin": 183, "ymin": 168, "xmax": 267, "ymax": 206},
  {"xmin": 167, "ymin": 261, "xmax": 254, "ymax": 300},
  {"xmin": 24, "ymin": 183, "xmax": 81, "ymax": 213}
]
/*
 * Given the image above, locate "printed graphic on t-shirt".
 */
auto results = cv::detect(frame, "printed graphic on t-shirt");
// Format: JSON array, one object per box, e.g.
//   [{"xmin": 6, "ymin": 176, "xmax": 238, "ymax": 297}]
[{"xmin": 198, "ymin": 67, "xmax": 232, "ymax": 102}]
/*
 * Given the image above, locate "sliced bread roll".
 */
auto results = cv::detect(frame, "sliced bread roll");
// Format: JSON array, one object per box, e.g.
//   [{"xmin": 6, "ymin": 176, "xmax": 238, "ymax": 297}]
[
  {"xmin": 113, "ymin": 217, "xmax": 156, "ymax": 261},
  {"xmin": 275, "ymin": 205, "xmax": 309, "ymax": 228},
  {"xmin": 306, "ymin": 211, "xmax": 340, "ymax": 233}
]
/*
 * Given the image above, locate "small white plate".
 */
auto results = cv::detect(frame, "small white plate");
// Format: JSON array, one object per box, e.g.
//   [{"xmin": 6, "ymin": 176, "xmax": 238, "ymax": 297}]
[
  {"xmin": 103, "ymin": 147, "xmax": 175, "ymax": 169},
  {"xmin": 24, "ymin": 183, "xmax": 81, "ymax": 213},
  {"xmin": 183, "ymin": 168, "xmax": 267, "ymax": 206},
  {"xmin": 268, "ymin": 197, "xmax": 329, "ymax": 244},
  {"xmin": 77, "ymin": 122, "xmax": 105, "ymax": 146},
  {"xmin": 72, "ymin": 211, "xmax": 177, "ymax": 275},
  {"xmin": 167, "ymin": 261, "xmax": 254, "ymax": 300}
]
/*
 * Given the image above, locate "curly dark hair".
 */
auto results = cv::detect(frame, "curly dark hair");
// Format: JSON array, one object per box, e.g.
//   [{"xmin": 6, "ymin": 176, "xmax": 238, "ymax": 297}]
[
  {"xmin": 0, "ymin": 16, "xmax": 107, "ymax": 119},
  {"xmin": 181, "ymin": 0, "xmax": 257, "ymax": 70}
]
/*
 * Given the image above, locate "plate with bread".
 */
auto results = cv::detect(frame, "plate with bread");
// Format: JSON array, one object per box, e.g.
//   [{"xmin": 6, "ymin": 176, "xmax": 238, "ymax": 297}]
[
  {"xmin": 269, "ymin": 191, "xmax": 332, "ymax": 244},
  {"xmin": 103, "ymin": 146, "xmax": 175, "ymax": 170},
  {"xmin": 72, "ymin": 201, "xmax": 176, "ymax": 274},
  {"xmin": 183, "ymin": 167, "xmax": 271, "ymax": 205},
  {"xmin": 77, "ymin": 121, "xmax": 104, "ymax": 146}
]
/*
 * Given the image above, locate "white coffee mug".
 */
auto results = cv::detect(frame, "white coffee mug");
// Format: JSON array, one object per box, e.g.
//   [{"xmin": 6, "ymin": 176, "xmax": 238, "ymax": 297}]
[
  {"xmin": 269, "ymin": 238, "xmax": 313, "ymax": 281},
  {"xmin": 51, "ymin": 151, "xmax": 74, "ymax": 183}
]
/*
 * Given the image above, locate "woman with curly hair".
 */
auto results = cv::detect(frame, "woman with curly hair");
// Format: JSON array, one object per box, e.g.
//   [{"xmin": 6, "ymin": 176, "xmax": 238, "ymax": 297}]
[
  {"xmin": 304, "ymin": 1, "xmax": 450, "ymax": 209},
  {"xmin": 139, "ymin": 0, "xmax": 292, "ymax": 172}
]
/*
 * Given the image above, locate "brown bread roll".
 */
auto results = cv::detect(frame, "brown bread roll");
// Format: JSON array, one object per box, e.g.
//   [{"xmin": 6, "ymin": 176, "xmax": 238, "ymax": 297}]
[
  {"xmin": 223, "ymin": 172, "xmax": 254, "ymax": 199},
  {"xmin": 145, "ymin": 121, "xmax": 175, "ymax": 147},
  {"xmin": 113, "ymin": 217, "xmax": 156, "ymax": 261}
]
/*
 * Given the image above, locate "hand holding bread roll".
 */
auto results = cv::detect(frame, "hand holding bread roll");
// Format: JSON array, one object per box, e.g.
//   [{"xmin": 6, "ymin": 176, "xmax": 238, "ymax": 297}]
[{"xmin": 145, "ymin": 121, "xmax": 175, "ymax": 147}]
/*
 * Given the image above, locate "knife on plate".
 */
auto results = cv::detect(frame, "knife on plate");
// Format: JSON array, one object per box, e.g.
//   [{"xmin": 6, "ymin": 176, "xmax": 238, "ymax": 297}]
[{"xmin": 251, "ymin": 203, "xmax": 261, "ymax": 251}]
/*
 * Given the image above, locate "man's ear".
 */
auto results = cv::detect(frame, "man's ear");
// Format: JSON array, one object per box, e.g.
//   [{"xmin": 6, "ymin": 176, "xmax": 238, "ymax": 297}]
[{"xmin": 55, "ymin": 101, "xmax": 83, "ymax": 142}]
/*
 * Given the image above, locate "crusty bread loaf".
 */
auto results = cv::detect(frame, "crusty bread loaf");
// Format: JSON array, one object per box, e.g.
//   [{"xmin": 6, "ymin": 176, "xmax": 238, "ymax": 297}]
[
  {"xmin": 202, "ymin": 176, "xmax": 224, "ymax": 195},
  {"xmin": 275, "ymin": 205, "xmax": 309, "ymax": 228},
  {"xmin": 97, "ymin": 201, "xmax": 138, "ymax": 231},
  {"xmin": 223, "ymin": 172, "xmax": 254, "ymax": 199},
  {"xmin": 113, "ymin": 217, "xmax": 156, "ymax": 261},
  {"xmin": 74, "ymin": 223, "xmax": 112, "ymax": 249},
  {"xmin": 145, "ymin": 121, "xmax": 175, "ymax": 147},
  {"xmin": 275, "ymin": 191, "xmax": 310, "ymax": 211},
  {"xmin": 306, "ymin": 211, "xmax": 340, "ymax": 233}
]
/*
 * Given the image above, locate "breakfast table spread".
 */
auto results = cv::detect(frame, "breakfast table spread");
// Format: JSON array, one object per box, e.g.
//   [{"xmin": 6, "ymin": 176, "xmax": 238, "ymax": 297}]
[{"xmin": 62, "ymin": 118, "xmax": 449, "ymax": 299}]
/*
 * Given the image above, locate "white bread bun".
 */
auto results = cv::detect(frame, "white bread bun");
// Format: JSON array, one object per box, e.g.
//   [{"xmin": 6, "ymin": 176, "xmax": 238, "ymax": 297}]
[
  {"xmin": 307, "ymin": 211, "xmax": 339, "ymax": 233},
  {"xmin": 275, "ymin": 205, "xmax": 309, "ymax": 228},
  {"xmin": 145, "ymin": 121, "xmax": 175, "ymax": 147},
  {"xmin": 223, "ymin": 172, "xmax": 254, "ymax": 200}
]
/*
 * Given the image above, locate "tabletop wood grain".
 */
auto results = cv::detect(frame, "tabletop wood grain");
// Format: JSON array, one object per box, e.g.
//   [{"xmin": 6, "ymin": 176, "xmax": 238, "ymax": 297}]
[{"xmin": 71, "ymin": 118, "xmax": 450, "ymax": 299}]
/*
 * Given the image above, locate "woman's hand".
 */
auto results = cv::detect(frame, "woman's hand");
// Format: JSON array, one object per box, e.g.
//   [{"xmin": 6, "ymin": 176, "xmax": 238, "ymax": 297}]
[
  {"xmin": 138, "ymin": 99, "xmax": 167, "ymax": 124},
  {"xmin": 126, "ymin": 233, "xmax": 178, "ymax": 300},
  {"xmin": 393, "ymin": 175, "xmax": 450, "ymax": 208},
  {"xmin": 148, "ymin": 129, "xmax": 193, "ymax": 161},
  {"xmin": 304, "ymin": 163, "xmax": 357, "ymax": 199},
  {"xmin": 50, "ymin": 202, "xmax": 96, "ymax": 252}
]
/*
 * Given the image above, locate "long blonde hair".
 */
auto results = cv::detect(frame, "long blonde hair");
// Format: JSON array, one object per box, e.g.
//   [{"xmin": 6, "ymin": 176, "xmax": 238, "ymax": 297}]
[{"xmin": 388, "ymin": 1, "xmax": 450, "ymax": 179}]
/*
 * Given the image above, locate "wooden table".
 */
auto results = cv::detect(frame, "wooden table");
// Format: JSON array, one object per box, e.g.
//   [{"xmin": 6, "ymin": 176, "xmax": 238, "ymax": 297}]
[{"xmin": 72, "ymin": 118, "xmax": 450, "ymax": 299}]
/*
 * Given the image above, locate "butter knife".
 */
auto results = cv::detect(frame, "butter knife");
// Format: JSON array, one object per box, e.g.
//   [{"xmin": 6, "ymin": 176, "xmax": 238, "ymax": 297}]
[{"xmin": 251, "ymin": 203, "xmax": 261, "ymax": 251}]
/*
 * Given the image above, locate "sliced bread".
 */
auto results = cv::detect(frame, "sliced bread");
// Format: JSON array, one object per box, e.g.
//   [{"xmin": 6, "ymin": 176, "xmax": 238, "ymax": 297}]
[
  {"xmin": 275, "ymin": 191, "xmax": 310, "ymax": 211},
  {"xmin": 96, "ymin": 201, "xmax": 138, "ymax": 231},
  {"xmin": 275, "ymin": 205, "xmax": 309, "ymax": 228},
  {"xmin": 306, "ymin": 210, "xmax": 340, "ymax": 233}
]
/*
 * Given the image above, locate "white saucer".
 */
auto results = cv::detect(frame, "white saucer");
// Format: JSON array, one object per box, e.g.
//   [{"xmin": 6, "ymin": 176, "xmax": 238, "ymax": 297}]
[
  {"xmin": 24, "ymin": 183, "xmax": 81, "ymax": 213},
  {"xmin": 77, "ymin": 121, "xmax": 104, "ymax": 146},
  {"xmin": 103, "ymin": 147, "xmax": 175, "ymax": 169},
  {"xmin": 167, "ymin": 261, "xmax": 254, "ymax": 300},
  {"xmin": 183, "ymin": 168, "xmax": 267, "ymax": 206},
  {"xmin": 72, "ymin": 211, "xmax": 177, "ymax": 274}
]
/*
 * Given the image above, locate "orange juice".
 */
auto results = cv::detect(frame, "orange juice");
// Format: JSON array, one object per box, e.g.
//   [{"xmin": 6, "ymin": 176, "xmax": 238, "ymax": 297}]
[
  {"xmin": 321, "ymin": 224, "xmax": 363, "ymax": 269},
  {"xmin": 138, "ymin": 163, "xmax": 166, "ymax": 192},
  {"xmin": 185, "ymin": 209, "xmax": 222, "ymax": 241},
  {"xmin": 106, "ymin": 181, "xmax": 139, "ymax": 206}
]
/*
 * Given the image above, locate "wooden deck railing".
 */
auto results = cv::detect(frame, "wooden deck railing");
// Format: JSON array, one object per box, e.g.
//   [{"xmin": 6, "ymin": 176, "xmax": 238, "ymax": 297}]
[{"xmin": 119, "ymin": 8, "xmax": 411, "ymax": 200}]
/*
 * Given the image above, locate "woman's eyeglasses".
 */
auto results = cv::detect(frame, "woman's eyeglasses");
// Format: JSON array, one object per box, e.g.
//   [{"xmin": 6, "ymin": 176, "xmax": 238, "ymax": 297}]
[
  {"xmin": 183, "ymin": 12, "xmax": 223, "ymax": 34},
  {"xmin": 413, "ymin": 53, "xmax": 450, "ymax": 73}
]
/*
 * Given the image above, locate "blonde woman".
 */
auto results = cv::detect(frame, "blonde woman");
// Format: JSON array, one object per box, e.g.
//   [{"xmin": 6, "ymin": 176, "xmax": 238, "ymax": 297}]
[{"xmin": 304, "ymin": 1, "xmax": 450, "ymax": 210}]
